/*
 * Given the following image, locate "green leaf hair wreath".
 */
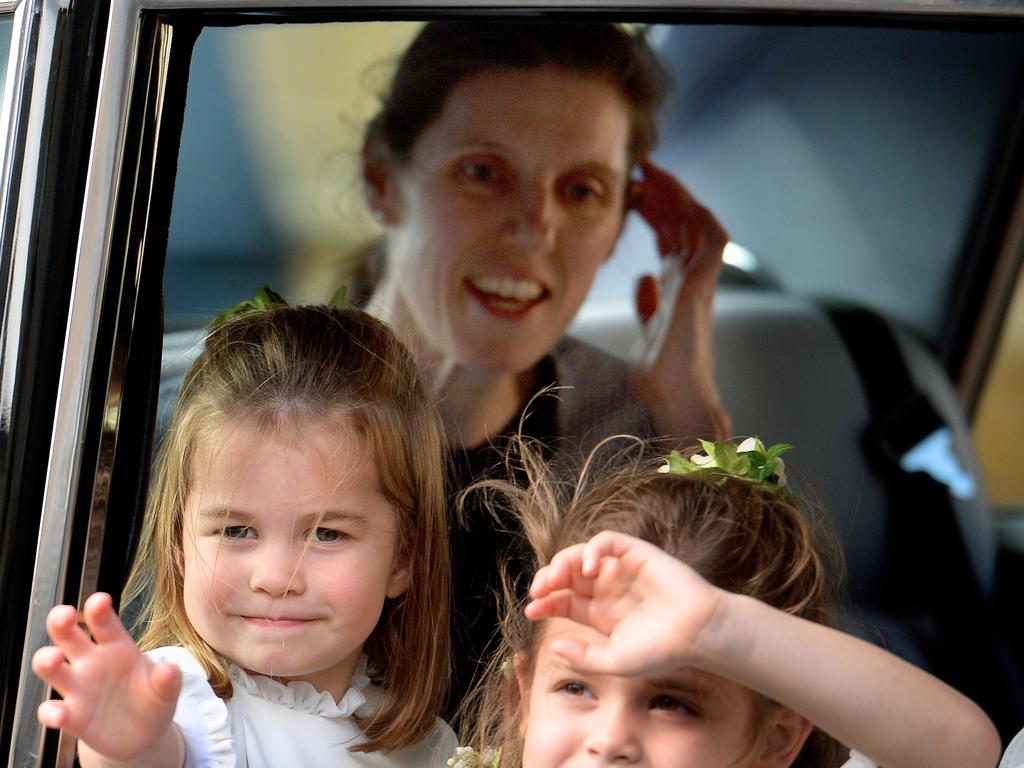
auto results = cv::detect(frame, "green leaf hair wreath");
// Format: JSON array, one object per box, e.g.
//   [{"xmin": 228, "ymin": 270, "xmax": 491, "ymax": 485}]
[
  {"xmin": 659, "ymin": 437, "xmax": 794, "ymax": 491},
  {"xmin": 212, "ymin": 283, "xmax": 349, "ymax": 327}
]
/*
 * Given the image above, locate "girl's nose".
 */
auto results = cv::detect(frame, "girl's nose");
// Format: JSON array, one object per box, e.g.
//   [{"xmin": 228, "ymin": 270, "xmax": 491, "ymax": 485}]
[
  {"xmin": 583, "ymin": 706, "xmax": 643, "ymax": 764},
  {"xmin": 248, "ymin": 545, "xmax": 305, "ymax": 597}
]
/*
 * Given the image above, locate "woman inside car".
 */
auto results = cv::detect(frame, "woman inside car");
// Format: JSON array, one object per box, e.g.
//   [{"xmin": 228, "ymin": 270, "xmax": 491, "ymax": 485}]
[{"xmin": 359, "ymin": 20, "xmax": 731, "ymax": 707}]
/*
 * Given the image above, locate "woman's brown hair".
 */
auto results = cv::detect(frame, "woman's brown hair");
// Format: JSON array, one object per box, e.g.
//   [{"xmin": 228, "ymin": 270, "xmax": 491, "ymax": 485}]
[
  {"xmin": 365, "ymin": 21, "xmax": 670, "ymax": 170},
  {"xmin": 461, "ymin": 437, "xmax": 844, "ymax": 767},
  {"xmin": 121, "ymin": 305, "xmax": 450, "ymax": 753}
]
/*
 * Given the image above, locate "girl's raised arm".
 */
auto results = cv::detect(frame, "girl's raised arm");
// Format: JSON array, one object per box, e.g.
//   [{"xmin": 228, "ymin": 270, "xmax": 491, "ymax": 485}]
[
  {"xmin": 527, "ymin": 531, "xmax": 1001, "ymax": 768},
  {"xmin": 31, "ymin": 592, "xmax": 184, "ymax": 768}
]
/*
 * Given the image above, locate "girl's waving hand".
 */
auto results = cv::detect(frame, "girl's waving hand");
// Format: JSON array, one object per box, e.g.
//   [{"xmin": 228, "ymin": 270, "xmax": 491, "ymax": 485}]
[
  {"xmin": 525, "ymin": 530, "xmax": 722, "ymax": 676},
  {"xmin": 32, "ymin": 592, "xmax": 183, "ymax": 768}
]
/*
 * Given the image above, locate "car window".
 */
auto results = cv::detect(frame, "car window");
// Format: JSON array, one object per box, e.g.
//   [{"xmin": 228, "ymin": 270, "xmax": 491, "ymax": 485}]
[
  {"xmin": 166, "ymin": 21, "xmax": 1024, "ymax": 350},
  {"xmin": 163, "ymin": 20, "xmax": 1024, "ymax": 511}
]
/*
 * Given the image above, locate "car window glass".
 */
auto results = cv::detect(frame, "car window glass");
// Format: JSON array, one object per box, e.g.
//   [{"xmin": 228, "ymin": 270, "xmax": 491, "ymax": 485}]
[
  {"xmin": 165, "ymin": 21, "xmax": 1024, "ymax": 347},
  {"xmin": 163, "ymin": 20, "xmax": 1024, "ymax": 502}
]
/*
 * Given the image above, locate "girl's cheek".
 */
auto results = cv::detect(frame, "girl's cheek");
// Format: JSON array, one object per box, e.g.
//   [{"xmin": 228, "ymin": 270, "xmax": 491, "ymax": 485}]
[{"xmin": 187, "ymin": 542, "xmax": 244, "ymax": 604}]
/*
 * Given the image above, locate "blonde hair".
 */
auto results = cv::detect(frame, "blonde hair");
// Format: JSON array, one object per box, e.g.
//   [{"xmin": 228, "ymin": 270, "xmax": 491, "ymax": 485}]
[
  {"xmin": 462, "ymin": 437, "xmax": 844, "ymax": 767},
  {"xmin": 122, "ymin": 305, "xmax": 450, "ymax": 753}
]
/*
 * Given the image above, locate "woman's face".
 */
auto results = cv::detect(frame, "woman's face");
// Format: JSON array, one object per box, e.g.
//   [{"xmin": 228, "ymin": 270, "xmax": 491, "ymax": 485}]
[{"xmin": 373, "ymin": 66, "xmax": 632, "ymax": 375}]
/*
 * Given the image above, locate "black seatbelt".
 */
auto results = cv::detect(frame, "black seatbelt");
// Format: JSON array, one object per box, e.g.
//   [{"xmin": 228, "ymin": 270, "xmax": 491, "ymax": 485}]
[{"xmin": 826, "ymin": 303, "xmax": 1023, "ymax": 741}]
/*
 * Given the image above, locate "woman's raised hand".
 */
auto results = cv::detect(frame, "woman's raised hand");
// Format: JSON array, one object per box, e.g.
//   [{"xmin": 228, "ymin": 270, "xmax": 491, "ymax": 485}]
[
  {"xmin": 32, "ymin": 592, "xmax": 182, "ymax": 765},
  {"xmin": 628, "ymin": 160, "xmax": 731, "ymax": 440},
  {"xmin": 525, "ymin": 531, "xmax": 723, "ymax": 677}
]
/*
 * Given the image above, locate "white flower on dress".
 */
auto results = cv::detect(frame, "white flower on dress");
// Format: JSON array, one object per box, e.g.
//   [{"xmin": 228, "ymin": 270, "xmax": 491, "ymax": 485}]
[{"xmin": 448, "ymin": 746, "xmax": 501, "ymax": 768}]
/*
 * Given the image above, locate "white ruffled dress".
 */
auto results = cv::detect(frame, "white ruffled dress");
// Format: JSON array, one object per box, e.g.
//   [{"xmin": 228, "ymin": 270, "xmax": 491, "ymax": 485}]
[
  {"xmin": 146, "ymin": 647, "xmax": 457, "ymax": 768},
  {"xmin": 1000, "ymin": 727, "xmax": 1024, "ymax": 768}
]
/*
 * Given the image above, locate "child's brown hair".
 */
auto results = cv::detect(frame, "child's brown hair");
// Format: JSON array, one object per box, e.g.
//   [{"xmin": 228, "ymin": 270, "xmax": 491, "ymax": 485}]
[
  {"xmin": 122, "ymin": 304, "xmax": 450, "ymax": 753},
  {"xmin": 462, "ymin": 437, "xmax": 844, "ymax": 767}
]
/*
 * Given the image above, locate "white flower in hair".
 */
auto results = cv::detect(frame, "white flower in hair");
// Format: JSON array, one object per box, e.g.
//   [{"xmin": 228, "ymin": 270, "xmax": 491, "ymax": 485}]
[{"xmin": 659, "ymin": 437, "xmax": 793, "ymax": 490}]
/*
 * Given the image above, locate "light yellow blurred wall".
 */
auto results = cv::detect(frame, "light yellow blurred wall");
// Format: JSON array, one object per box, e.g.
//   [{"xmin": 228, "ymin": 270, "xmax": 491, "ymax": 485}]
[
  {"xmin": 221, "ymin": 22, "xmax": 422, "ymax": 299},
  {"xmin": 974, "ymin": 270, "xmax": 1024, "ymax": 508}
]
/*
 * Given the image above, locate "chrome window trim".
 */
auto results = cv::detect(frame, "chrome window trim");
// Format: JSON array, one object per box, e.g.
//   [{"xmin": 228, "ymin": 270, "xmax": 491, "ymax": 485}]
[
  {"xmin": 0, "ymin": 0, "xmax": 52, "ymax": 762},
  {"xmin": 6, "ymin": 0, "xmax": 140, "ymax": 764},
  {"xmin": 0, "ymin": 0, "xmax": 48, "ymax": 428}
]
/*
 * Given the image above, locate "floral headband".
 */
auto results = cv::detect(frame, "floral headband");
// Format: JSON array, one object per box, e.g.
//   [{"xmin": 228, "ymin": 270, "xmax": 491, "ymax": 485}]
[
  {"xmin": 659, "ymin": 436, "xmax": 793, "ymax": 491},
  {"xmin": 212, "ymin": 283, "xmax": 349, "ymax": 327}
]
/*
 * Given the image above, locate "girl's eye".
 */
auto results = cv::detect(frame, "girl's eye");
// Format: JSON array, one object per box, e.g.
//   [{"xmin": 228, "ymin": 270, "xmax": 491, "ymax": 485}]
[
  {"xmin": 311, "ymin": 527, "xmax": 345, "ymax": 544},
  {"xmin": 221, "ymin": 525, "xmax": 253, "ymax": 540},
  {"xmin": 555, "ymin": 680, "xmax": 592, "ymax": 698},
  {"xmin": 651, "ymin": 695, "xmax": 699, "ymax": 717}
]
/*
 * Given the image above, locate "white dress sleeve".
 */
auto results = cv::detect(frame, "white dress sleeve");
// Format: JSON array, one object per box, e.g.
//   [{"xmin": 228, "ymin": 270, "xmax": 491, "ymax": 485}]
[
  {"xmin": 1000, "ymin": 727, "xmax": 1024, "ymax": 768},
  {"xmin": 145, "ymin": 646, "xmax": 236, "ymax": 768},
  {"xmin": 839, "ymin": 750, "xmax": 877, "ymax": 767},
  {"xmin": 839, "ymin": 750, "xmax": 877, "ymax": 768}
]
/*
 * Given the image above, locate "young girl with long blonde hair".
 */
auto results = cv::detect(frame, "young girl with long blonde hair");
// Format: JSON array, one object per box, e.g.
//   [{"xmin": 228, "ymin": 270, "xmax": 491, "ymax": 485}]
[
  {"xmin": 32, "ymin": 301, "xmax": 455, "ymax": 767},
  {"xmin": 460, "ymin": 438, "xmax": 1001, "ymax": 768}
]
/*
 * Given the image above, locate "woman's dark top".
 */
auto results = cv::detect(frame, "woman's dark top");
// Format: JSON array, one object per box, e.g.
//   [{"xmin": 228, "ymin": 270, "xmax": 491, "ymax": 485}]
[
  {"xmin": 446, "ymin": 359, "xmax": 559, "ymax": 716},
  {"xmin": 441, "ymin": 338, "xmax": 656, "ymax": 717}
]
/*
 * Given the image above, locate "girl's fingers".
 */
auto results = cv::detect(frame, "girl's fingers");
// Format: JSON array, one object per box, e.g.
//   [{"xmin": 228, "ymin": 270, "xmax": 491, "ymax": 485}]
[
  {"xmin": 530, "ymin": 544, "xmax": 587, "ymax": 597},
  {"xmin": 37, "ymin": 699, "xmax": 68, "ymax": 730},
  {"xmin": 548, "ymin": 636, "xmax": 615, "ymax": 674},
  {"xmin": 582, "ymin": 531, "xmax": 639, "ymax": 576},
  {"xmin": 45, "ymin": 606, "xmax": 93, "ymax": 661},
  {"xmin": 525, "ymin": 590, "xmax": 592, "ymax": 626},
  {"xmin": 149, "ymin": 662, "xmax": 182, "ymax": 705},
  {"xmin": 31, "ymin": 646, "xmax": 72, "ymax": 691},
  {"xmin": 81, "ymin": 592, "xmax": 130, "ymax": 645}
]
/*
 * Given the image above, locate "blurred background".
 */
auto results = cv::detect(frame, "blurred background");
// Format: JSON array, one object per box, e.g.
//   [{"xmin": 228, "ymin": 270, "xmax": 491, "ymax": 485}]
[{"xmin": 162, "ymin": 20, "xmax": 1024, "ymax": 513}]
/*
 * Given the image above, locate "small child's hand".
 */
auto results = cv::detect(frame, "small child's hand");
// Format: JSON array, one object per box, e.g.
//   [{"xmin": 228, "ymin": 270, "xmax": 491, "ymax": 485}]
[
  {"xmin": 525, "ymin": 531, "xmax": 723, "ymax": 676},
  {"xmin": 32, "ymin": 593, "xmax": 181, "ymax": 763}
]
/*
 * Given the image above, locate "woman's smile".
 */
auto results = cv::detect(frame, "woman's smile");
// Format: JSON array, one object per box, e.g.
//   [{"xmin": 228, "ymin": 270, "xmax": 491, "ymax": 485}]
[{"xmin": 464, "ymin": 274, "xmax": 550, "ymax": 319}]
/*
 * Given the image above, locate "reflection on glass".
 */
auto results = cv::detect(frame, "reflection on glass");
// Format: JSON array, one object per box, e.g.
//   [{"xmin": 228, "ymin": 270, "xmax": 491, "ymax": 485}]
[{"xmin": 166, "ymin": 20, "xmax": 1024, "ymax": 347}]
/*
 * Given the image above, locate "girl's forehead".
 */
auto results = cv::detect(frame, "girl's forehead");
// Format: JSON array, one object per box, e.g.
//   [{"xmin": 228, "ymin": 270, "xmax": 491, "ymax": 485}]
[
  {"xmin": 195, "ymin": 414, "xmax": 358, "ymax": 459},
  {"xmin": 187, "ymin": 416, "xmax": 378, "ymax": 496}
]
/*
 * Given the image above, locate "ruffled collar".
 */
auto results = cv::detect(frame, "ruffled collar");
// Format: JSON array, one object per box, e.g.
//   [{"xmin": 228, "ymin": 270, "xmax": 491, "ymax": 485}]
[{"xmin": 227, "ymin": 655, "xmax": 372, "ymax": 719}]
